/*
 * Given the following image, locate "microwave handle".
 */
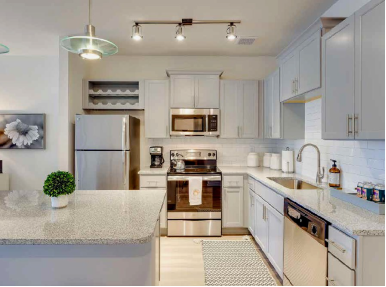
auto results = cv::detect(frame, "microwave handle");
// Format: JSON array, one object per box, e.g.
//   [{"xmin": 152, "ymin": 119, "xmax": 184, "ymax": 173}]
[{"xmin": 205, "ymin": 115, "xmax": 209, "ymax": 133}]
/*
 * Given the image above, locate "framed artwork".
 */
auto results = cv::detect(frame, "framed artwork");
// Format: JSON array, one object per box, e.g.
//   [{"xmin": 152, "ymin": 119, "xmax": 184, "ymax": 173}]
[{"xmin": 0, "ymin": 114, "xmax": 45, "ymax": 149}]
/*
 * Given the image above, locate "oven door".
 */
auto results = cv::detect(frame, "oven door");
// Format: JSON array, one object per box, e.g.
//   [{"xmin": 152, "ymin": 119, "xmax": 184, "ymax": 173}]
[{"xmin": 167, "ymin": 175, "xmax": 222, "ymax": 215}]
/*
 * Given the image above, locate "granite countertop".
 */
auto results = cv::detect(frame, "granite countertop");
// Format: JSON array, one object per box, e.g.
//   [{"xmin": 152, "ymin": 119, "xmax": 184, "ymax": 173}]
[
  {"xmin": 220, "ymin": 166, "xmax": 385, "ymax": 236},
  {"xmin": 0, "ymin": 189, "xmax": 166, "ymax": 245},
  {"xmin": 138, "ymin": 166, "xmax": 169, "ymax": 175}
]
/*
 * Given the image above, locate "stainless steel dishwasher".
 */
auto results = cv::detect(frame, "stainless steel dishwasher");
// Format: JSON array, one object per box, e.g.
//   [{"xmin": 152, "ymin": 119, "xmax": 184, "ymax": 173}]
[{"xmin": 283, "ymin": 199, "xmax": 329, "ymax": 286}]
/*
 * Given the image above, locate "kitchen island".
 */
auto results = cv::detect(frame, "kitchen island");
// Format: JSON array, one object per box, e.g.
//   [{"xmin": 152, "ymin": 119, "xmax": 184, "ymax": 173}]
[{"xmin": 0, "ymin": 189, "xmax": 165, "ymax": 285}]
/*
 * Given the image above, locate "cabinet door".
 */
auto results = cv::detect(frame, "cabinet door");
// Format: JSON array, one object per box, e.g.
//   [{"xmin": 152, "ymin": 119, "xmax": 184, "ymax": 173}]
[
  {"xmin": 271, "ymin": 69, "xmax": 281, "ymax": 139},
  {"xmin": 328, "ymin": 253, "xmax": 355, "ymax": 286},
  {"xmin": 195, "ymin": 75, "xmax": 220, "ymax": 108},
  {"xmin": 280, "ymin": 51, "xmax": 299, "ymax": 102},
  {"xmin": 145, "ymin": 80, "xmax": 169, "ymax": 138},
  {"xmin": 264, "ymin": 76, "xmax": 273, "ymax": 138},
  {"xmin": 248, "ymin": 189, "xmax": 255, "ymax": 236},
  {"xmin": 223, "ymin": 187, "xmax": 243, "ymax": 227},
  {"xmin": 298, "ymin": 30, "xmax": 321, "ymax": 95},
  {"xmin": 354, "ymin": 0, "xmax": 385, "ymax": 139},
  {"xmin": 238, "ymin": 81, "xmax": 259, "ymax": 138},
  {"xmin": 254, "ymin": 195, "xmax": 268, "ymax": 252},
  {"xmin": 266, "ymin": 203, "xmax": 284, "ymax": 279},
  {"xmin": 322, "ymin": 15, "xmax": 355, "ymax": 139},
  {"xmin": 170, "ymin": 75, "xmax": 195, "ymax": 108},
  {"xmin": 220, "ymin": 80, "xmax": 240, "ymax": 138}
]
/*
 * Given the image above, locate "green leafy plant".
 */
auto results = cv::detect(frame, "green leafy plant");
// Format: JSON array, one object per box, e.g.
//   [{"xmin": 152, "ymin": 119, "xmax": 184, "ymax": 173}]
[{"xmin": 43, "ymin": 171, "xmax": 76, "ymax": 197}]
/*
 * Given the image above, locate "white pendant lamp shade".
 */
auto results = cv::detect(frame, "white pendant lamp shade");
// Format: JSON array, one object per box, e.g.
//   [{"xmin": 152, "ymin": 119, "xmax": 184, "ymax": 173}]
[
  {"xmin": 60, "ymin": 0, "xmax": 118, "ymax": 59},
  {"xmin": 0, "ymin": 44, "xmax": 10, "ymax": 54},
  {"xmin": 226, "ymin": 24, "xmax": 237, "ymax": 40},
  {"xmin": 175, "ymin": 24, "xmax": 186, "ymax": 41}
]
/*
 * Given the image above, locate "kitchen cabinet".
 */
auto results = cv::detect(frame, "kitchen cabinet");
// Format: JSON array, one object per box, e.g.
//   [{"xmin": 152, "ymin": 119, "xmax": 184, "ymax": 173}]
[
  {"xmin": 168, "ymin": 71, "xmax": 222, "ymax": 108},
  {"xmin": 322, "ymin": 0, "xmax": 385, "ymax": 140},
  {"xmin": 354, "ymin": 0, "xmax": 385, "ymax": 139},
  {"xmin": 322, "ymin": 15, "xmax": 355, "ymax": 140},
  {"xmin": 264, "ymin": 69, "xmax": 281, "ymax": 138},
  {"xmin": 279, "ymin": 30, "xmax": 321, "ymax": 102},
  {"xmin": 220, "ymin": 80, "xmax": 259, "ymax": 139},
  {"xmin": 223, "ymin": 176, "xmax": 244, "ymax": 228},
  {"xmin": 144, "ymin": 80, "xmax": 169, "ymax": 138},
  {"xmin": 248, "ymin": 189, "xmax": 255, "ymax": 236},
  {"xmin": 254, "ymin": 194, "xmax": 268, "ymax": 252}
]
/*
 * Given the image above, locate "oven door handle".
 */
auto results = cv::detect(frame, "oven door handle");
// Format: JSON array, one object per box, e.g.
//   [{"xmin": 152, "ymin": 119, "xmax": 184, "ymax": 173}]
[{"xmin": 167, "ymin": 175, "xmax": 222, "ymax": 182}]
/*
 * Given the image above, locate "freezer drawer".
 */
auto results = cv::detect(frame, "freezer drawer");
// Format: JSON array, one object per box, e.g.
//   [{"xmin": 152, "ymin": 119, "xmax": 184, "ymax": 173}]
[
  {"xmin": 167, "ymin": 220, "xmax": 221, "ymax": 236},
  {"xmin": 75, "ymin": 151, "xmax": 129, "ymax": 190},
  {"xmin": 75, "ymin": 115, "xmax": 130, "ymax": 150}
]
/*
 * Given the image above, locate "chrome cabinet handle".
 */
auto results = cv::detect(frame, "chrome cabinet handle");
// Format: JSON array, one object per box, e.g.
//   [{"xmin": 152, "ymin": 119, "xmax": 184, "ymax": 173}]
[
  {"xmin": 292, "ymin": 80, "xmax": 294, "ymax": 94},
  {"xmin": 326, "ymin": 277, "xmax": 336, "ymax": 286},
  {"xmin": 295, "ymin": 78, "xmax": 298, "ymax": 94},
  {"xmin": 325, "ymin": 239, "xmax": 346, "ymax": 253},
  {"xmin": 263, "ymin": 205, "xmax": 266, "ymax": 220},
  {"xmin": 347, "ymin": 114, "xmax": 353, "ymax": 137},
  {"xmin": 354, "ymin": 114, "xmax": 358, "ymax": 134}
]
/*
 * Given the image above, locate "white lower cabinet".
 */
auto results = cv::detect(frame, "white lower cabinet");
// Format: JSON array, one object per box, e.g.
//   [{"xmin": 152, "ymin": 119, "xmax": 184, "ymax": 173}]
[
  {"xmin": 249, "ymin": 179, "xmax": 284, "ymax": 279},
  {"xmin": 328, "ymin": 253, "xmax": 355, "ymax": 286},
  {"xmin": 223, "ymin": 176, "xmax": 244, "ymax": 228}
]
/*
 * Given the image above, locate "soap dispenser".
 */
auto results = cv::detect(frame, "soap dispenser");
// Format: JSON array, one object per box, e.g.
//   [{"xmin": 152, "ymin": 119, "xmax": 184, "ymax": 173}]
[{"xmin": 328, "ymin": 159, "xmax": 341, "ymax": 187}]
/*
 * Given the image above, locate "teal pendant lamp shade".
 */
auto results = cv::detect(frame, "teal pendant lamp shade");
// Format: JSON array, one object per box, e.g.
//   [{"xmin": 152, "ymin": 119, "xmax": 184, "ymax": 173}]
[
  {"xmin": 59, "ymin": 0, "xmax": 118, "ymax": 59},
  {"xmin": 0, "ymin": 44, "xmax": 9, "ymax": 54}
]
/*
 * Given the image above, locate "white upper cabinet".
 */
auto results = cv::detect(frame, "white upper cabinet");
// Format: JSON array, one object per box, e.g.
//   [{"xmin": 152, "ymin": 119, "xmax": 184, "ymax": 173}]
[
  {"xmin": 354, "ymin": 0, "xmax": 385, "ymax": 139},
  {"xmin": 264, "ymin": 69, "xmax": 281, "ymax": 139},
  {"xmin": 220, "ymin": 80, "xmax": 259, "ymax": 139},
  {"xmin": 280, "ymin": 51, "xmax": 299, "ymax": 102},
  {"xmin": 298, "ymin": 30, "xmax": 321, "ymax": 95},
  {"xmin": 322, "ymin": 15, "xmax": 355, "ymax": 140},
  {"xmin": 145, "ymin": 80, "xmax": 170, "ymax": 138},
  {"xmin": 168, "ymin": 71, "xmax": 222, "ymax": 108},
  {"xmin": 322, "ymin": 0, "xmax": 385, "ymax": 140}
]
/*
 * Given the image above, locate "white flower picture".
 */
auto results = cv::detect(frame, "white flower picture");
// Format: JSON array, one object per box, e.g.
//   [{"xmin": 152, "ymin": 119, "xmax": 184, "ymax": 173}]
[{"xmin": 0, "ymin": 114, "xmax": 45, "ymax": 149}]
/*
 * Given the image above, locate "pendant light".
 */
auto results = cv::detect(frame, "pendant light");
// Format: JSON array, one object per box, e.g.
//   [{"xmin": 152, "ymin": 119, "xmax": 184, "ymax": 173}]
[
  {"xmin": 175, "ymin": 24, "xmax": 186, "ymax": 41},
  {"xmin": 60, "ymin": 0, "xmax": 118, "ymax": 60},
  {"xmin": 0, "ymin": 44, "xmax": 9, "ymax": 54},
  {"xmin": 226, "ymin": 23, "xmax": 237, "ymax": 41},
  {"xmin": 131, "ymin": 24, "xmax": 143, "ymax": 41}
]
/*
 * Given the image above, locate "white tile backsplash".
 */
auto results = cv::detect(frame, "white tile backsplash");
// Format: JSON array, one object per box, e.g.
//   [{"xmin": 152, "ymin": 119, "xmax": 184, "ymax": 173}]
[{"xmin": 276, "ymin": 99, "xmax": 385, "ymax": 191}]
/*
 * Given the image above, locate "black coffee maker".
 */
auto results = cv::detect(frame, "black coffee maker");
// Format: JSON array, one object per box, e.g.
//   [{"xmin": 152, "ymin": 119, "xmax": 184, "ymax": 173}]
[{"xmin": 150, "ymin": 146, "xmax": 164, "ymax": 168}]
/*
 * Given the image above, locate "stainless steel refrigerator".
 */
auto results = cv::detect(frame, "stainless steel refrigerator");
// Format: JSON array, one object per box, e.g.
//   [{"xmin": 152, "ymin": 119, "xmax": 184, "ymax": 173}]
[{"xmin": 75, "ymin": 115, "xmax": 140, "ymax": 190}]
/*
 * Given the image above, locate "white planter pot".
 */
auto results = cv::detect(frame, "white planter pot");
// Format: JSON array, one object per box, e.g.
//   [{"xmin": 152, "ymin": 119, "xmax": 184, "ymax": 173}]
[{"xmin": 51, "ymin": 194, "xmax": 69, "ymax": 209}]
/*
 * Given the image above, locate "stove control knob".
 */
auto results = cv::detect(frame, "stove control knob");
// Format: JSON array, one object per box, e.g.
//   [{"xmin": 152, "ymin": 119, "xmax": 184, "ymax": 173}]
[
  {"xmin": 311, "ymin": 225, "xmax": 317, "ymax": 236},
  {"xmin": 208, "ymin": 153, "xmax": 211, "ymax": 157},
  {"xmin": 171, "ymin": 153, "xmax": 175, "ymax": 157},
  {"xmin": 213, "ymin": 152, "xmax": 216, "ymax": 157}
]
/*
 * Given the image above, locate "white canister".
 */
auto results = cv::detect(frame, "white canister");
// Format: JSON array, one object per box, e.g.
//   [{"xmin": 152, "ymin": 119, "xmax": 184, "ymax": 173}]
[
  {"xmin": 263, "ymin": 153, "xmax": 272, "ymax": 168},
  {"xmin": 270, "ymin": 153, "xmax": 282, "ymax": 170},
  {"xmin": 247, "ymin": 153, "xmax": 259, "ymax": 167}
]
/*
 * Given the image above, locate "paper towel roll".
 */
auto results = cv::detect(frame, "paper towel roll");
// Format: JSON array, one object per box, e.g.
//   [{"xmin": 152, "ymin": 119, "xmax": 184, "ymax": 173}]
[{"xmin": 282, "ymin": 150, "xmax": 294, "ymax": 173}]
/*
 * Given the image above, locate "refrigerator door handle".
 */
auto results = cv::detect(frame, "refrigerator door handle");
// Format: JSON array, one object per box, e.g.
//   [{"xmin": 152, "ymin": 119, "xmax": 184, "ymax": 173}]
[
  {"xmin": 122, "ymin": 117, "xmax": 127, "ymax": 150},
  {"xmin": 123, "ymin": 151, "xmax": 127, "ymax": 189}
]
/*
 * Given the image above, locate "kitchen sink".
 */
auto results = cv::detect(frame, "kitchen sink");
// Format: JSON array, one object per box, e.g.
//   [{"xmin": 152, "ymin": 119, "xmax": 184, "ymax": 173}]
[{"xmin": 267, "ymin": 177, "xmax": 320, "ymax": 190}]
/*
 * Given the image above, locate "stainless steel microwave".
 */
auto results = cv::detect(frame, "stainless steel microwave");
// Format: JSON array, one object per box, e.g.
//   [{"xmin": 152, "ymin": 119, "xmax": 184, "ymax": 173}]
[{"xmin": 170, "ymin": 109, "xmax": 220, "ymax": 136}]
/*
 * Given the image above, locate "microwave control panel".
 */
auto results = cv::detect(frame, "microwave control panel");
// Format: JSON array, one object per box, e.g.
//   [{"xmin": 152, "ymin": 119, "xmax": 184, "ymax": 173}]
[{"xmin": 208, "ymin": 115, "xmax": 218, "ymax": 131}]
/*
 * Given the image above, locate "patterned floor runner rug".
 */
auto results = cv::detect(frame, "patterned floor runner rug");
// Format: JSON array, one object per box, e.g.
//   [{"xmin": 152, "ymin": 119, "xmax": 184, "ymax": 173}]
[{"xmin": 202, "ymin": 240, "xmax": 277, "ymax": 286}]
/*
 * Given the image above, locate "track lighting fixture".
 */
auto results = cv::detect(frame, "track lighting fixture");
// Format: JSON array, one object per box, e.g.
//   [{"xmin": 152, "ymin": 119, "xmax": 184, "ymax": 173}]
[
  {"xmin": 175, "ymin": 24, "xmax": 186, "ymax": 41},
  {"xmin": 131, "ymin": 24, "xmax": 143, "ymax": 41},
  {"xmin": 226, "ymin": 23, "xmax": 237, "ymax": 41},
  {"xmin": 60, "ymin": 0, "xmax": 118, "ymax": 60},
  {"xmin": 132, "ymin": 19, "xmax": 241, "ymax": 41}
]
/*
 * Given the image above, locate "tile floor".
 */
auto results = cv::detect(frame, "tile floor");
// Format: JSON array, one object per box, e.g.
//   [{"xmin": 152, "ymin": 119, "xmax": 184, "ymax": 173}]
[{"xmin": 160, "ymin": 235, "xmax": 282, "ymax": 286}]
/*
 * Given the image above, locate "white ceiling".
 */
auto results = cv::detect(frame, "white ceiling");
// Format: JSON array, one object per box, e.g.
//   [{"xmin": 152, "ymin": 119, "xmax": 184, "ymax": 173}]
[{"xmin": 0, "ymin": 0, "xmax": 337, "ymax": 57}]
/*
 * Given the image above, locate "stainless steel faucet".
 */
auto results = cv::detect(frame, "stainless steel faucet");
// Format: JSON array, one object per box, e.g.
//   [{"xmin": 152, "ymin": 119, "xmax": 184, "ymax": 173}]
[{"xmin": 296, "ymin": 143, "xmax": 325, "ymax": 184}]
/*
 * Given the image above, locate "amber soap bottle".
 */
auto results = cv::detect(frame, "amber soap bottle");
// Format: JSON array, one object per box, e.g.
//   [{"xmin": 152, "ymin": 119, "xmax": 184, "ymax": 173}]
[{"xmin": 328, "ymin": 159, "xmax": 341, "ymax": 187}]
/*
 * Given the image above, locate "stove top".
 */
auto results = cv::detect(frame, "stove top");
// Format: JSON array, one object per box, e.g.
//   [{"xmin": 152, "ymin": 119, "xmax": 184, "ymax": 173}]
[{"xmin": 168, "ymin": 166, "xmax": 222, "ymax": 175}]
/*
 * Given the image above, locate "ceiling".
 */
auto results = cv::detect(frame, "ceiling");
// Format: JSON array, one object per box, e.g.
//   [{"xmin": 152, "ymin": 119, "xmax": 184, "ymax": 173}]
[{"xmin": 0, "ymin": 0, "xmax": 336, "ymax": 57}]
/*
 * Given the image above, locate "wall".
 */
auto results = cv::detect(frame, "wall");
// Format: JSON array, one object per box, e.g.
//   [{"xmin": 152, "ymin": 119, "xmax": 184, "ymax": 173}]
[
  {"xmin": 0, "ymin": 56, "xmax": 59, "ymax": 189},
  {"xmin": 73, "ymin": 55, "xmax": 278, "ymax": 167},
  {"xmin": 276, "ymin": 98, "xmax": 385, "ymax": 191}
]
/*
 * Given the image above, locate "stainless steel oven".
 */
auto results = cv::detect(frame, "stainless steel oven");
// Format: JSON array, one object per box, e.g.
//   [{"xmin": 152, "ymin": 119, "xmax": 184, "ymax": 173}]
[
  {"xmin": 167, "ymin": 149, "xmax": 222, "ymax": 236},
  {"xmin": 170, "ymin": 109, "xmax": 220, "ymax": 136}
]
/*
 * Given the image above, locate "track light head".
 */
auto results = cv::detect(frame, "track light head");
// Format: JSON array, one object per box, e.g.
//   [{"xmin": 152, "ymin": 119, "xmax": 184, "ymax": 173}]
[
  {"xmin": 175, "ymin": 24, "xmax": 186, "ymax": 41},
  {"xmin": 226, "ymin": 23, "xmax": 237, "ymax": 41},
  {"xmin": 131, "ymin": 24, "xmax": 143, "ymax": 41}
]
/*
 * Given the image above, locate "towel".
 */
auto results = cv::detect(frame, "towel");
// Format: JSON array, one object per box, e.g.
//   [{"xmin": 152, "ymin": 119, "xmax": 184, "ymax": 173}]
[{"xmin": 189, "ymin": 177, "xmax": 202, "ymax": 206}]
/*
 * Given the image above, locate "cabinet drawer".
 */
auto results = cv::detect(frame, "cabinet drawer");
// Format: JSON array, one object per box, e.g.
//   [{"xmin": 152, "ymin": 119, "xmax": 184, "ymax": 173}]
[
  {"xmin": 328, "ymin": 253, "xmax": 355, "ymax": 286},
  {"xmin": 248, "ymin": 177, "xmax": 255, "ymax": 191},
  {"xmin": 223, "ymin": 176, "xmax": 244, "ymax": 187},
  {"xmin": 140, "ymin": 175, "xmax": 166, "ymax": 188},
  {"xmin": 328, "ymin": 226, "xmax": 356, "ymax": 269},
  {"xmin": 255, "ymin": 181, "xmax": 284, "ymax": 215}
]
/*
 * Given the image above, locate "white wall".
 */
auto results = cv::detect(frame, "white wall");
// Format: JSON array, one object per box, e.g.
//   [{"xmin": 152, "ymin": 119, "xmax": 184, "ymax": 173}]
[
  {"xmin": 0, "ymin": 56, "xmax": 59, "ymax": 189},
  {"xmin": 322, "ymin": 0, "xmax": 371, "ymax": 17},
  {"xmin": 276, "ymin": 98, "xmax": 385, "ymax": 191}
]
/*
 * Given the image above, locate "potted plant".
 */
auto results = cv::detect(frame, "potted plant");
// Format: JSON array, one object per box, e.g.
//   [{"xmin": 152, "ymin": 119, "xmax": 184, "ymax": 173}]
[{"xmin": 43, "ymin": 171, "xmax": 76, "ymax": 208}]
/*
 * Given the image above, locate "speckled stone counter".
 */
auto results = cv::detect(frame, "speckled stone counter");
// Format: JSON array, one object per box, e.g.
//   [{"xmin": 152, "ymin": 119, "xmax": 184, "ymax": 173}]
[
  {"xmin": 220, "ymin": 166, "xmax": 385, "ymax": 236},
  {"xmin": 0, "ymin": 189, "xmax": 166, "ymax": 245}
]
